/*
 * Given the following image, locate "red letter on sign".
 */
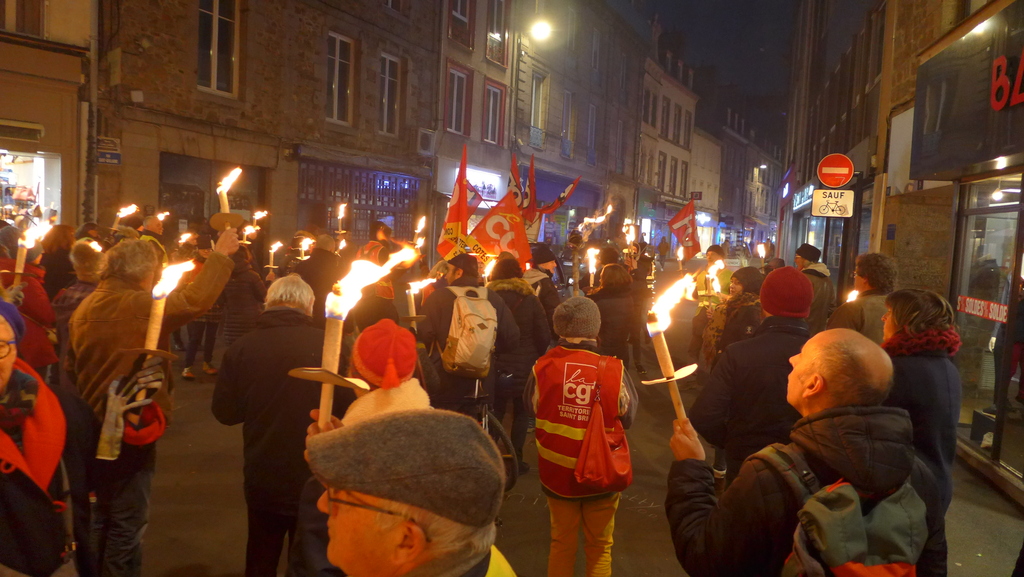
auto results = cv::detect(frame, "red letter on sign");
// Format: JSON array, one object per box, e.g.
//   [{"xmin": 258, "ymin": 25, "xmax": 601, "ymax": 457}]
[
  {"xmin": 992, "ymin": 55, "xmax": 1011, "ymax": 111},
  {"xmin": 1012, "ymin": 47, "xmax": 1024, "ymax": 108}
]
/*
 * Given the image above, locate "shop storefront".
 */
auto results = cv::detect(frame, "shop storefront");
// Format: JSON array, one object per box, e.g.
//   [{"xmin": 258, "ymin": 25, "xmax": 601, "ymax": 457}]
[
  {"xmin": 787, "ymin": 183, "xmax": 846, "ymax": 276},
  {"xmin": 696, "ymin": 209, "xmax": 718, "ymax": 252},
  {"xmin": 911, "ymin": 0, "xmax": 1024, "ymax": 497}
]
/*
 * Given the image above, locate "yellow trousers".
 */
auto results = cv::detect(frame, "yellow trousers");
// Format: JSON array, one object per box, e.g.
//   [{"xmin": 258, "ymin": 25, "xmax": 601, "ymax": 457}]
[{"xmin": 546, "ymin": 493, "xmax": 620, "ymax": 577}]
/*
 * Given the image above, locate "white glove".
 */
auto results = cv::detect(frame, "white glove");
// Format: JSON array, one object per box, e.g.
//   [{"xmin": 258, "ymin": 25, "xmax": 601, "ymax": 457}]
[
  {"xmin": 990, "ymin": 337, "xmax": 997, "ymax": 352},
  {"xmin": 3, "ymin": 282, "xmax": 26, "ymax": 307},
  {"xmin": 96, "ymin": 356, "xmax": 164, "ymax": 460}
]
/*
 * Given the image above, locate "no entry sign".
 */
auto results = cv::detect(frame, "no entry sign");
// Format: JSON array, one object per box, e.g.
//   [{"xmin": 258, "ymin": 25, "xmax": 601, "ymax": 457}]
[{"xmin": 817, "ymin": 154, "xmax": 855, "ymax": 188}]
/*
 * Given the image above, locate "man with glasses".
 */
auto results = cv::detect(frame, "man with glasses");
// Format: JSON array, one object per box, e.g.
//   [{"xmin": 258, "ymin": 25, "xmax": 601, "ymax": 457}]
[{"xmin": 305, "ymin": 409, "xmax": 516, "ymax": 577}]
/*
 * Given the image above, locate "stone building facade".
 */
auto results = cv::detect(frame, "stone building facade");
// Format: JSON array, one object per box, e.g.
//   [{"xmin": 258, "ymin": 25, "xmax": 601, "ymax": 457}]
[{"xmin": 95, "ymin": 0, "xmax": 440, "ymax": 254}]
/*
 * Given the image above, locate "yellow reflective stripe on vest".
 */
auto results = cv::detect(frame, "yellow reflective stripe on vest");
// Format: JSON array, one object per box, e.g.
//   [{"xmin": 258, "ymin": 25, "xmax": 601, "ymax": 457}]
[
  {"xmin": 486, "ymin": 546, "xmax": 517, "ymax": 577},
  {"xmin": 536, "ymin": 418, "xmax": 586, "ymax": 440},
  {"xmin": 536, "ymin": 444, "xmax": 578, "ymax": 469}
]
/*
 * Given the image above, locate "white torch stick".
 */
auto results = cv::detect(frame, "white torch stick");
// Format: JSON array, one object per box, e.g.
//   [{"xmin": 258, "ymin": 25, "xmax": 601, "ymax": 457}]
[{"xmin": 645, "ymin": 275, "xmax": 698, "ymax": 421}]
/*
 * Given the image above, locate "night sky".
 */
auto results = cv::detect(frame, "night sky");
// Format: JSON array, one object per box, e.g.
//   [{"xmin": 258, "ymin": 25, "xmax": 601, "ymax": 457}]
[{"xmin": 647, "ymin": 0, "xmax": 798, "ymax": 97}]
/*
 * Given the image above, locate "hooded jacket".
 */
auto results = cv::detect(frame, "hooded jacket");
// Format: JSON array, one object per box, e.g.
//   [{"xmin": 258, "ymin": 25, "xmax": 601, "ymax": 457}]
[
  {"xmin": 801, "ymin": 262, "xmax": 835, "ymax": 336},
  {"xmin": 523, "ymin": 268, "xmax": 561, "ymax": 339},
  {"xmin": 666, "ymin": 406, "xmax": 947, "ymax": 577},
  {"xmin": 488, "ymin": 277, "xmax": 551, "ymax": 381}
]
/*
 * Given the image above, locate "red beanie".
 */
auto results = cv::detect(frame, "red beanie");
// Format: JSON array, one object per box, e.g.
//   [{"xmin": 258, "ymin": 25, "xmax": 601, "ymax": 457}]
[
  {"xmin": 760, "ymin": 266, "xmax": 813, "ymax": 318},
  {"xmin": 351, "ymin": 319, "xmax": 417, "ymax": 389}
]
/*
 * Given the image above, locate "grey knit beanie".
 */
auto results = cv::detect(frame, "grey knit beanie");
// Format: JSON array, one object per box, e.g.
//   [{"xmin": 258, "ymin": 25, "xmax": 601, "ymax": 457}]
[
  {"xmin": 553, "ymin": 296, "xmax": 601, "ymax": 339},
  {"xmin": 306, "ymin": 409, "xmax": 504, "ymax": 528}
]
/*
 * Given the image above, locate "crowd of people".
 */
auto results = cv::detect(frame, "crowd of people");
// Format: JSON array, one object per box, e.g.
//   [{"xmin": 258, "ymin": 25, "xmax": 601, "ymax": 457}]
[{"xmin": 0, "ymin": 206, "xmax": 1000, "ymax": 577}]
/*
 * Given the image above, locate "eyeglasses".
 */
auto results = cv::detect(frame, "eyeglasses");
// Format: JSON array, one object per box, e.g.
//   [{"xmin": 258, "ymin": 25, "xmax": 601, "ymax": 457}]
[
  {"xmin": 326, "ymin": 491, "xmax": 431, "ymax": 542},
  {"xmin": 0, "ymin": 340, "xmax": 16, "ymax": 360}
]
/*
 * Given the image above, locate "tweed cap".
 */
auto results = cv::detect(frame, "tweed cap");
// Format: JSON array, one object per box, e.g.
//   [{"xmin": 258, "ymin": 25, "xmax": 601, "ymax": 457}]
[
  {"xmin": 553, "ymin": 296, "xmax": 601, "ymax": 339},
  {"xmin": 306, "ymin": 409, "xmax": 505, "ymax": 527}
]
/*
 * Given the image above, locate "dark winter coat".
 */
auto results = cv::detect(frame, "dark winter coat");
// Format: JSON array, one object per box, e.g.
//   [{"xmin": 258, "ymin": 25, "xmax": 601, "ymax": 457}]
[
  {"xmin": 667, "ymin": 406, "xmax": 948, "ymax": 577},
  {"xmin": 41, "ymin": 248, "xmax": 75, "ymax": 300},
  {"xmin": 588, "ymin": 283, "xmax": 634, "ymax": 364},
  {"xmin": 0, "ymin": 360, "xmax": 98, "ymax": 577},
  {"xmin": 690, "ymin": 316, "xmax": 807, "ymax": 475},
  {"xmin": 293, "ymin": 248, "xmax": 349, "ymax": 329},
  {"xmin": 212, "ymin": 307, "xmax": 354, "ymax": 515},
  {"xmin": 487, "ymin": 277, "xmax": 551, "ymax": 381},
  {"xmin": 418, "ymin": 276, "xmax": 520, "ymax": 409},
  {"xmin": 884, "ymin": 350, "xmax": 961, "ymax": 512},
  {"xmin": 523, "ymin": 268, "xmax": 561, "ymax": 339},
  {"xmin": 221, "ymin": 256, "xmax": 267, "ymax": 346}
]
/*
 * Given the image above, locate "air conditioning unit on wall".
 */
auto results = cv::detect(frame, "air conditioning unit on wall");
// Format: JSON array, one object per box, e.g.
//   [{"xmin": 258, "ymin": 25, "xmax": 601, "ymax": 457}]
[{"xmin": 418, "ymin": 129, "xmax": 437, "ymax": 157}]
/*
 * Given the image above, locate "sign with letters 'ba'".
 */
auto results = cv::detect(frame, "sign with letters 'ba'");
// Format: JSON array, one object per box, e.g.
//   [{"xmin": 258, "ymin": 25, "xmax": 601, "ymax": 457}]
[{"xmin": 811, "ymin": 189, "xmax": 854, "ymax": 218}]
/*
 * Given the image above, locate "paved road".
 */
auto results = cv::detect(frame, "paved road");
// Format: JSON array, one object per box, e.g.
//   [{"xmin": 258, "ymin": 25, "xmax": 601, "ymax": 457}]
[{"xmin": 142, "ymin": 265, "xmax": 1024, "ymax": 576}]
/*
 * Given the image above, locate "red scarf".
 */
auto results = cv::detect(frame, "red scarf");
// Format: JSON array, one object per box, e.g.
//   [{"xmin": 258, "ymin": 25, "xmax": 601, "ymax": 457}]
[{"xmin": 881, "ymin": 328, "xmax": 961, "ymax": 357}]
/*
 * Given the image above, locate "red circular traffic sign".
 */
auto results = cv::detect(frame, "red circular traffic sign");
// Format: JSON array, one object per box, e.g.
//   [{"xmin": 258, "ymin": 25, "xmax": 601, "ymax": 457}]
[{"xmin": 817, "ymin": 154, "xmax": 855, "ymax": 188}]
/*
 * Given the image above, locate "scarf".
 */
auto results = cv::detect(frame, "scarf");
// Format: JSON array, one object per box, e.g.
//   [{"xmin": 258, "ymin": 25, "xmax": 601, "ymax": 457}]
[
  {"xmin": 881, "ymin": 327, "xmax": 961, "ymax": 357},
  {"xmin": 0, "ymin": 369, "xmax": 40, "ymax": 448},
  {"xmin": 701, "ymin": 292, "xmax": 761, "ymax": 367}
]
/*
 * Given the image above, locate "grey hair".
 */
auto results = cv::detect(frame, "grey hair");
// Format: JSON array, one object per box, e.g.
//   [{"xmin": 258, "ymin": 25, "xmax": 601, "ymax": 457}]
[
  {"xmin": 266, "ymin": 274, "xmax": 315, "ymax": 313},
  {"xmin": 70, "ymin": 240, "xmax": 106, "ymax": 283},
  {"xmin": 101, "ymin": 239, "xmax": 158, "ymax": 283},
  {"xmin": 372, "ymin": 498, "xmax": 496, "ymax": 564},
  {"xmin": 816, "ymin": 337, "xmax": 893, "ymax": 406}
]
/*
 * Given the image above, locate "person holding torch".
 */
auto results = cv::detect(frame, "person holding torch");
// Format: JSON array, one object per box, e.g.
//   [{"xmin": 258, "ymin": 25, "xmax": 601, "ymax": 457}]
[
  {"xmin": 0, "ymin": 225, "xmax": 58, "ymax": 372},
  {"xmin": 67, "ymin": 229, "xmax": 239, "ymax": 576}
]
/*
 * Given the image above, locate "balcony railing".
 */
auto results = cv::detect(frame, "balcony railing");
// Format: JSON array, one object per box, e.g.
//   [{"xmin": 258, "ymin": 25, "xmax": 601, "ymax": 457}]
[{"xmin": 561, "ymin": 137, "xmax": 573, "ymax": 158}]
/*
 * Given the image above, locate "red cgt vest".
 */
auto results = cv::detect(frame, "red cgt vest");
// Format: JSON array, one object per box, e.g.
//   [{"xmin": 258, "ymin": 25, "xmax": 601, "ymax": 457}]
[{"xmin": 533, "ymin": 346, "xmax": 624, "ymax": 498}]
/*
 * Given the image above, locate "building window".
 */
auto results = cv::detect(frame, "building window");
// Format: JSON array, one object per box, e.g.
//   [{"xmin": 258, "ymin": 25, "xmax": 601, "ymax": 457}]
[
  {"xmin": 591, "ymin": 29, "xmax": 600, "ymax": 71},
  {"xmin": 1, "ymin": 0, "xmax": 43, "ymax": 36},
  {"xmin": 586, "ymin": 104, "xmax": 597, "ymax": 165},
  {"xmin": 483, "ymin": 81, "xmax": 505, "ymax": 145},
  {"xmin": 680, "ymin": 161, "xmax": 689, "ymax": 196},
  {"xmin": 567, "ymin": 8, "xmax": 577, "ymax": 52},
  {"xmin": 446, "ymin": 64, "xmax": 471, "ymax": 135},
  {"xmin": 660, "ymin": 96, "xmax": 671, "ymax": 138},
  {"xmin": 379, "ymin": 54, "xmax": 400, "ymax": 135},
  {"xmin": 669, "ymin": 157, "xmax": 678, "ymax": 193},
  {"xmin": 657, "ymin": 152, "xmax": 668, "ymax": 191},
  {"xmin": 561, "ymin": 91, "xmax": 574, "ymax": 158},
  {"xmin": 485, "ymin": 0, "xmax": 507, "ymax": 65},
  {"xmin": 672, "ymin": 104, "xmax": 682, "ymax": 144},
  {"xmin": 326, "ymin": 33, "xmax": 354, "ymax": 124},
  {"xmin": 684, "ymin": 110, "xmax": 693, "ymax": 149},
  {"xmin": 198, "ymin": 0, "xmax": 238, "ymax": 94},
  {"xmin": 530, "ymin": 74, "xmax": 547, "ymax": 128},
  {"xmin": 449, "ymin": 0, "xmax": 474, "ymax": 48}
]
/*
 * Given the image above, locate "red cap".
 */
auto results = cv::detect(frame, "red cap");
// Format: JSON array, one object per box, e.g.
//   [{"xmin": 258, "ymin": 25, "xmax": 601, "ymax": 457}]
[
  {"xmin": 760, "ymin": 266, "xmax": 813, "ymax": 318},
  {"xmin": 351, "ymin": 319, "xmax": 417, "ymax": 389}
]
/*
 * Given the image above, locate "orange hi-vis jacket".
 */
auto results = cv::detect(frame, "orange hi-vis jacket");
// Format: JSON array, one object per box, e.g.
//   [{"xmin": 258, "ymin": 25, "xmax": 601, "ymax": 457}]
[{"xmin": 533, "ymin": 346, "xmax": 624, "ymax": 498}]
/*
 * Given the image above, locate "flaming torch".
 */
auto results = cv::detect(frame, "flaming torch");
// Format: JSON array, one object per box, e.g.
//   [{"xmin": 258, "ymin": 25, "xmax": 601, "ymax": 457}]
[
  {"xmin": 241, "ymin": 225, "xmax": 258, "ymax": 245},
  {"xmin": 87, "ymin": 241, "xmax": 103, "ymax": 253},
  {"xmin": 113, "ymin": 204, "xmax": 138, "ymax": 229},
  {"xmin": 316, "ymin": 247, "xmax": 419, "ymax": 428},
  {"xmin": 13, "ymin": 223, "xmax": 51, "ymax": 287},
  {"xmin": 587, "ymin": 248, "xmax": 600, "ymax": 290},
  {"xmin": 677, "ymin": 246, "xmax": 685, "ymax": 271},
  {"xmin": 268, "ymin": 241, "xmax": 283, "ymax": 270},
  {"xmin": 252, "ymin": 210, "xmax": 268, "ymax": 223},
  {"xmin": 405, "ymin": 278, "xmax": 437, "ymax": 331},
  {"xmin": 299, "ymin": 237, "xmax": 314, "ymax": 260},
  {"xmin": 644, "ymin": 275, "xmax": 699, "ymax": 421},
  {"xmin": 846, "ymin": 290, "xmax": 859, "ymax": 303},
  {"xmin": 178, "ymin": 232, "xmax": 193, "ymax": 245},
  {"xmin": 757, "ymin": 243, "xmax": 766, "ymax": 260},
  {"xmin": 210, "ymin": 167, "xmax": 244, "ymax": 232},
  {"xmin": 706, "ymin": 260, "xmax": 726, "ymax": 297},
  {"xmin": 336, "ymin": 203, "xmax": 347, "ymax": 234},
  {"xmin": 156, "ymin": 211, "xmax": 170, "ymax": 222}
]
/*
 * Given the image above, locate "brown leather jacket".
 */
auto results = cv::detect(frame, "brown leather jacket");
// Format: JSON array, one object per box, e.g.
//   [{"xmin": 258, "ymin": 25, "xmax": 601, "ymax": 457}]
[{"xmin": 67, "ymin": 251, "xmax": 233, "ymax": 421}]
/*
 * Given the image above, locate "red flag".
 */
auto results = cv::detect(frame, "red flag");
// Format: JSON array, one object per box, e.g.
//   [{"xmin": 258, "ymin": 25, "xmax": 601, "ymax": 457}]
[
  {"xmin": 668, "ymin": 201, "xmax": 701, "ymax": 261},
  {"xmin": 469, "ymin": 190, "xmax": 533, "ymax": 270},
  {"xmin": 508, "ymin": 153, "xmax": 525, "ymax": 206},
  {"xmin": 438, "ymin": 145, "xmax": 470, "ymax": 259},
  {"xmin": 537, "ymin": 177, "xmax": 580, "ymax": 215},
  {"xmin": 519, "ymin": 156, "xmax": 539, "ymax": 223}
]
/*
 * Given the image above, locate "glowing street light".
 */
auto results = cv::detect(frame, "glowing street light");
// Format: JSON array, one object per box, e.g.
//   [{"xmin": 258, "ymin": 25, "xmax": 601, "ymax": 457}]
[{"xmin": 531, "ymin": 20, "xmax": 552, "ymax": 40}]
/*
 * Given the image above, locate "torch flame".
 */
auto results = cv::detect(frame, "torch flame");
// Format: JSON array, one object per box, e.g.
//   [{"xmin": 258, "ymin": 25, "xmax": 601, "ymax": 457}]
[
  {"xmin": 338, "ymin": 203, "xmax": 347, "ymax": 220},
  {"xmin": 409, "ymin": 278, "xmax": 437, "ymax": 294},
  {"xmin": 325, "ymin": 247, "xmax": 419, "ymax": 320},
  {"xmin": 300, "ymin": 237, "xmax": 314, "ymax": 252},
  {"xmin": 757, "ymin": 244, "xmax": 766, "ymax": 259},
  {"xmin": 625, "ymin": 226, "xmax": 636, "ymax": 245},
  {"xmin": 415, "ymin": 236, "xmax": 425, "ymax": 249},
  {"xmin": 156, "ymin": 211, "xmax": 170, "ymax": 221},
  {"xmin": 270, "ymin": 241, "xmax": 284, "ymax": 253},
  {"xmin": 586, "ymin": 247, "xmax": 600, "ymax": 274},
  {"xmin": 117, "ymin": 204, "xmax": 139, "ymax": 219},
  {"xmin": 217, "ymin": 167, "xmax": 243, "ymax": 195},
  {"xmin": 152, "ymin": 261, "xmax": 196, "ymax": 300},
  {"xmin": 676, "ymin": 246, "xmax": 685, "ymax": 260},
  {"xmin": 252, "ymin": 210, "xmax": 268, "ymax": 221},
  {"xmin": 483, "ymin": 258, "xmax": 497, "ymax": 279},
  {"xmin": 847, "ymin": 290, "xmax": 859, "ymax": 303},
  {"xmin": 20, "ymin": 223, "xmax": 52, "ymax": 249},
  {"xmin": 648, "ymin": 275, "xmax": 698, "ymax": 334},
  {"xmin": 708, "ymin": 260, "xmax": 725, "ymax": 294},
  {"xmin": 178, "ymin": 232, "xmax": 193, "ymax": 244},
  {"xmin": 339, "ymin": 239, "xmax": 347, "ymax": 250},
  {"xmin": 415, "ymin": 216, "xmax": 426, "ymax": 235},
  {"xmin": 87, "ymin": 241, "xmax": 103, "ymax": 252},
  {"xmin": 243, "ymin": 225, "xmax": 258, "ymax": 238},
  {"xmin": 580, "ymin": 204, "xmax": 614, "ymax": 228}
]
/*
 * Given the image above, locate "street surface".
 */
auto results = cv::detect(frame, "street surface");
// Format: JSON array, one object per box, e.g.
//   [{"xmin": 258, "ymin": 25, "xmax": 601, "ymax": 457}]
[{"xmin": 142, "ymin": 265, "xmax": 1024, "ymax": 576}]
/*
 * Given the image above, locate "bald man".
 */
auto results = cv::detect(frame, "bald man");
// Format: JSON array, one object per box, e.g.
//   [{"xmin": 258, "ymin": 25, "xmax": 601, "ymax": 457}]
[
  {"xmin": 139, "ymin": 215, "xmax": 167, "ymax": 266},
  {"xmin": 665, "ymin": 329, "xmax": 948, "ymax": 577}
]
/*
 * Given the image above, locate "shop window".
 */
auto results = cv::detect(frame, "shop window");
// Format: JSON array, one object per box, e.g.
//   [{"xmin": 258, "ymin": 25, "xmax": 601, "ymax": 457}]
[
  {"xmin": 379, "ymin": 53, "xmax": 400, "ymax": 135},
  {"xmin": 968, "ymin": 175, "xmax": 1021, "ymax": 209},
  {"xmin": 0, "ymin": 151, "xmax": 60, "ymax": 214},
  {"xmin": 326, "ymin": 33, "xmax": 354, "ymax": 124},
  {"xmin": 485, "ymin": 0, "xmax": 507, "ymax": 65},
  {"xmin": 446, "ymin": 64, "xmax": 472, "ymax": 135},
  {"xmin": 1, "ymin": 0, "xmax": 43, "ymax": 36},
  {"xmin": 198, "ymin": 0, "xmax": 238, "ymax": 94},
  {"xmin": 482, "ymin": 80, "xmax": 505, "ymax": 145}
]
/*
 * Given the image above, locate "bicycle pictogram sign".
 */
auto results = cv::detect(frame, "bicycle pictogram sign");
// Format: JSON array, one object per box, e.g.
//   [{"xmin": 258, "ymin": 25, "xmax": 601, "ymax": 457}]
[{"xmin": 811, "ymin": 189, "xmax": 854, "ymax": 218}]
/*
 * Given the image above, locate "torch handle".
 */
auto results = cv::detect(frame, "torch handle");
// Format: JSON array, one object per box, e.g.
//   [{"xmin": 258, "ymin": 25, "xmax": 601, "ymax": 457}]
[
  {"xmin": 12, "ymin": 246, "xmax": 27, "ymax": 288},
  {"xmin": 572, "ymin": 249, "xmax": 580, "ymax": 297},
  {"xmin": 406, "ymin": 290, "xmax": 418, "ymax": 331},
  {"xmin": 318, "ymin": 318, "xmax": 344, "ymax": 429},
  {"xmin": 652, "ymin": 331, "xmax": 687, "ymax": 421},
  {"xmin": 127, "ymin": 297, "xmax": 167, "ymax": 424}
]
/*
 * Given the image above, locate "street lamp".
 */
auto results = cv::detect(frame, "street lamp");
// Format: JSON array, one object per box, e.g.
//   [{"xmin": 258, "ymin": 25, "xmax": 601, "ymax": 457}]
[{"xmin": 530, "ymin": 20, "xmax": 552, "ymax": 40}]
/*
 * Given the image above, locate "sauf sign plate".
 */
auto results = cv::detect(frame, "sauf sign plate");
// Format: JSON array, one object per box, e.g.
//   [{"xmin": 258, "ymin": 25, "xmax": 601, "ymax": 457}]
[{"xmin": 811, "ymin": 189, "xmax": 854, "ymax": 218}]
